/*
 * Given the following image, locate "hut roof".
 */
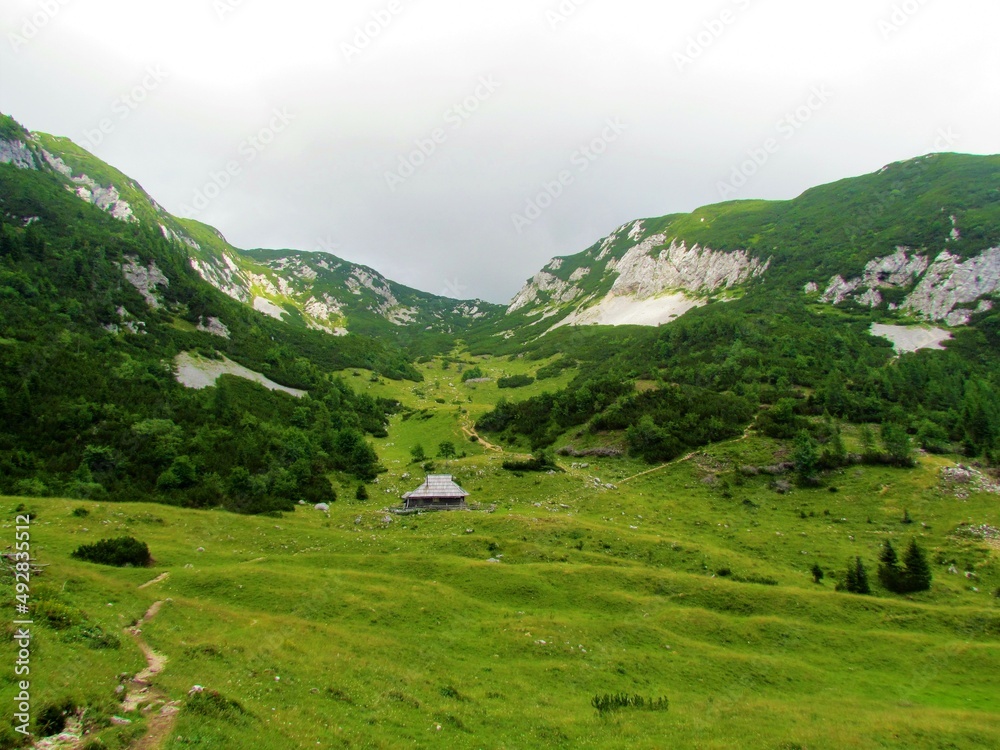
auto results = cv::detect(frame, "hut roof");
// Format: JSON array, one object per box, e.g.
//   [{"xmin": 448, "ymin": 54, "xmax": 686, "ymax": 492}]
[{"xmin": 402, "ymin": 475, "xmax": 469, "ymax": 500}]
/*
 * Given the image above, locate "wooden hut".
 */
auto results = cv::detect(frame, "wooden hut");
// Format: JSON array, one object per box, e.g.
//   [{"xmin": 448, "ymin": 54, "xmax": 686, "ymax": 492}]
[{"xmin": 402, "ymin": 475, "xmax": 469, "ymax": 510}]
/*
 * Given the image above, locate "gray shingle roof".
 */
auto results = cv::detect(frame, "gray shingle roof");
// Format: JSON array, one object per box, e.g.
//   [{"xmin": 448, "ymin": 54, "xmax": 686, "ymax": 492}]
[{"xmin": 402, "ymin": 475, "xmax": 469, "ymax": 499}]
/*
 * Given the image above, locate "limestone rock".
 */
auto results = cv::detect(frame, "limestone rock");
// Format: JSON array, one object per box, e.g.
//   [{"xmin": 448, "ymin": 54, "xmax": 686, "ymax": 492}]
[{"xmin": 0, "ymin": 138, "xmax": 37, "ymax": 169}]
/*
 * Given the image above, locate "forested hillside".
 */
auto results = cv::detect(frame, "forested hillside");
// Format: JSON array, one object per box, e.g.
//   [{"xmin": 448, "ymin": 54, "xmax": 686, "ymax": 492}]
[
  {"xmin": 0, "ymin": 127, "xmax": 420, "ymax": 512},
  {"xmin": 477, "ymin": 294, "xmax": 1000, "ymax": 465}
]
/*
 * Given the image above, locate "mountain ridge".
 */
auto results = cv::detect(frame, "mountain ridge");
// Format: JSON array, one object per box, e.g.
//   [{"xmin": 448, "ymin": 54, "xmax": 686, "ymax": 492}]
[
  {"xmin": 499, "ymin": 152, "xmax": 1000, "ymax": 339},
  {"xmin": 0, "ymin": 113, "xmax": 503, "ymax": 345},
  {"xmin": 5, "ymin": 113, "xmax": 998, "ymax": 344}
]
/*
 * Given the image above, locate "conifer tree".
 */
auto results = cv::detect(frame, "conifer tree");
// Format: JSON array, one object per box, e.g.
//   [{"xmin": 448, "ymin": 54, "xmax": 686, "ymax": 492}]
[
  {"xmin": 878, "ymin": 540, "xmax": 902, "ymax": 591},
  {"xmin": 843, "ymin": 560, "xmax": 858, "ymax": 593},
  {"xmin": 842, "ymin": 557, "xmax": 871, "ymax": 594},
  {"xmin": 853, "ymin": 557, "xmax": 871, "ymax": 594},
  {"xmin": 901, "ymin": 538, "xmax": 932, "ymax": 593}
]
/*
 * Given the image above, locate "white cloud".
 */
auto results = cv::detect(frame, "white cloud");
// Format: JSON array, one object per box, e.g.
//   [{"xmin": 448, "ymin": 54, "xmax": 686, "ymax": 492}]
[{"xmin": 1, "ymin": 0, "xmax": 998, "ymax": 302}]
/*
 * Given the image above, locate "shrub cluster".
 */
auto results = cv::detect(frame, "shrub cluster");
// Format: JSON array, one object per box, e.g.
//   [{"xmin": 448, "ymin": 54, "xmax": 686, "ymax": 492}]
[
  {"xmin": 497, "ymin": 374, "xmax": 535, "ymax": 389},
  {"xmin": 71, "ymin": 536, "xmax": 152, "ymax": 567}
]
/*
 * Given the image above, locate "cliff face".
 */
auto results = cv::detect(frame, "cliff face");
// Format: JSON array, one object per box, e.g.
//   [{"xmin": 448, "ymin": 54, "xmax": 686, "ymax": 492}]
[
  {"xmin": 608, "ymin": 237, "xmax": 769, "ymax": 298},
  {"xmin": 506, "ymin": 222, "xmax": 771, "ymax": 329},
  {"xmin": 901, "ymin": 248, "xmax": 1000, "ymax": 325},
  {"xmin": 814, "ymin": 246, "xmax": 1000, "ymax": 325}
]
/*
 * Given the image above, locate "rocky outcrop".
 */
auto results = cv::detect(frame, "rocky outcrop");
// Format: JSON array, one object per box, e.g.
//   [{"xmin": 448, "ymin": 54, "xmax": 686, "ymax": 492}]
[
  {"xmin": 901, "ymin": 248, "xmax": 1000, "ymax": 325},
  {"xmin": 815, "ymin": 246, "xmax": 1000, "ymax": 325},
  {"xmin": 41, "ymin": 150, "xmax": 136, "ymax": 222},
  {"xmin": 508, "ymin": 229, "xmax": 769, "ymax": 327},
  {"xmin": 821, "ymin": 247, "xmax": 928, "ymax": 305},
  {"xmin": 253, "ymin": 296, "xmax": 286, "ymax": 320},
  {"xmin": 452, "ymin": 302, "xmax": 489, "ymax": 320},
  {"xmin": 346, "ymin": 268, "xmax": 418, "ymax": 325},
  {"xmin": 160, "ymin": 224, "xmax": 201, "ymax": 251},
  {"xmin": 0, "ymin": 138, "xmax": 37, "ymax": 170},
  {"xmin": 189, "ymin": 255, "xmax": 252, "ymax": 302},
  {"xmin": 607, "ymin": 236, "xmax": 770, "ymax": 298},
  {"xmin": 122, "ymin": 256, "xmax": 169, "ymax": 308},
  {"xmin": 197, "ymin": 317, "xmax": 230, "ymax": 338},
  {"xmin": 507, "ymin": 271, "xmax": 584, "ymax": 314}
]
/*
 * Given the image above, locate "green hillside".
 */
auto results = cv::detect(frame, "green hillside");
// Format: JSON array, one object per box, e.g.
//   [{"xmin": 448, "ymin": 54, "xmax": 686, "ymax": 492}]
[
  {"xmin": 1, "ymin": 110, "xmax": 999, "ymax": 749},
  {"xmin": 492, "ymin": 153, "xmax": 1000, "ymax": 339},
  {"xmin": 0, "ymin": 125, "xmax": 417, "ymax": 513},
  {"xmin": 1, "ymin": 356, "xmax": 998, "ymax": 748}
]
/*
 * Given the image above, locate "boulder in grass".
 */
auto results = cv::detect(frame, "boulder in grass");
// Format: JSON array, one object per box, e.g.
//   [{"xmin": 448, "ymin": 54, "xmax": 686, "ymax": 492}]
[{"xmin": 314, "ymin": 503, "xmax": 330, "ymax": 512}]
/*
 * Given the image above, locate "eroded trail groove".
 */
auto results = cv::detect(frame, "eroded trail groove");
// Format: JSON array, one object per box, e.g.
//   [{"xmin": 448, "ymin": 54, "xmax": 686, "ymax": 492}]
[
  {"xmin": 123, "ymin": 601, "xmax": 180, "ymax": 750},
  {"xmin": 461, "ymin": 417, "xmax": 503, "ymax": 453}
]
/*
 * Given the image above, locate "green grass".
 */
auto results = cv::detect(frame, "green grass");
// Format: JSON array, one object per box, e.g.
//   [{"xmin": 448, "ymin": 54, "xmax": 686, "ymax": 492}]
[{"xmin": 2, "ymin": 371, "xmax": 999, "ymax": 748}]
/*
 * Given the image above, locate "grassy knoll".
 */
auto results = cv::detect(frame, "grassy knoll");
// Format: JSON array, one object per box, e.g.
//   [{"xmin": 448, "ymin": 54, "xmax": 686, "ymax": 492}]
[{"xmin": 1, "ymin": 356, "xmax": 998, "ymax": 749}]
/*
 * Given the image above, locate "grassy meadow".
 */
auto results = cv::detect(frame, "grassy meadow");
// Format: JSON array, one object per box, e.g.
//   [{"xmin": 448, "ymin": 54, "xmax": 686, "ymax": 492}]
[{"xmin": 2, "ymin": 355, "xmax": 999, "ymax": 749}]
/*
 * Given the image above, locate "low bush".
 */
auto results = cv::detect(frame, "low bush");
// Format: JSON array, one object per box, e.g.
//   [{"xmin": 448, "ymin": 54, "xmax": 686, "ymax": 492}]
[
  {"xmin": 497, "ymin": 374, "xmax": 535, "ymax": 389},
  {"xmin": 186, "ymin": 690, "xmax": 250, "ymax": 722},
  {"xmin": 36, "ymin": 698, "xmax": 75, "ymax": 737},
  {"xmin": 71, "ymin": 537, "xmax": 152, "ymax": 568}
]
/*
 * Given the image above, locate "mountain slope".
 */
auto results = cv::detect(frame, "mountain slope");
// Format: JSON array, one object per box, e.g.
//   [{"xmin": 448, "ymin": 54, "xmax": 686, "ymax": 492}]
[
  {"xmin": 498, "ymin": 154, "xmax": 1000, "ymax": 339},
  {"xmin": 0, "ymin": 114, "xmax": 503, "ymax": 345},
  {"xmin": 0, "ymin": 114, "xmax": 422, "ymax": 511}
]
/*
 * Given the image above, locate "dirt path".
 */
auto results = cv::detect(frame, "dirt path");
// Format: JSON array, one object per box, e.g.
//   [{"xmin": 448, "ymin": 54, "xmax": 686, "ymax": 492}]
[
  {"xmin": 138, "ymin": 573, "xmax": 169, "ymax": 590},
  {"xmin": 121, "ymin": 602, "xmax": 180, "ymax": 750},
  {"xmin": 460, "ymin": 417, "xmax": 503, "ymax": 453},
  {"xmin": 619, "ymin": 451, "xmax": 698, "ymax": 484},
  {"xmin": 30, "ymin": 600, "xmax": 178, "ymax": 750},
  {"xmin": 618, "ymin": 424, "xmax": 757, "ymax": 484}
]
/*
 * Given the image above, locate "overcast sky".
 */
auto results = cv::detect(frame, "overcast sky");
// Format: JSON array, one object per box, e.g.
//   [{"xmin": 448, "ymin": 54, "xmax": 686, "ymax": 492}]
[{"xmin": 2, "ymin": 0, "xmax": 998, "ymax": 303}]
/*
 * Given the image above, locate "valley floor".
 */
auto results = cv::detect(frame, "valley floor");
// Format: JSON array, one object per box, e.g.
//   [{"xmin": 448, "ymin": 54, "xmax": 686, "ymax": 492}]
[{"xmin": 2, "ymin": 356, "xmax": 999, "ymax": 749}]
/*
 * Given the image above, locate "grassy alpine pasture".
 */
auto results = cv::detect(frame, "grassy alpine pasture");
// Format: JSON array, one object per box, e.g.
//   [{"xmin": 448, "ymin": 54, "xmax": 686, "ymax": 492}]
[{"xmin": 2, "ymin": 357, "xmax": 999, "ymax": 749}]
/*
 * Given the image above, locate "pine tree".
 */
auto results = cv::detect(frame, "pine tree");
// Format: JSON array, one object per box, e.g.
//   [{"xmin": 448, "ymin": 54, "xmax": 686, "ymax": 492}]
[
  {"xmin": 878, "ymin": 540, "xmax": 902, "ymax": 592},
  {"xmin": 843, "ymin": 560, "xmax": 858, "ymax": 592},
  {"xmin": 842, "ymin": 557, "xmax": 871, "ymax": 594},
  {"xmin": 853, "ymin": 557, "xmax": 871, "ymax": 594},
  {"xmin": 901, "ymin": 539, "xmax": 932, "ymax": 593}
]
